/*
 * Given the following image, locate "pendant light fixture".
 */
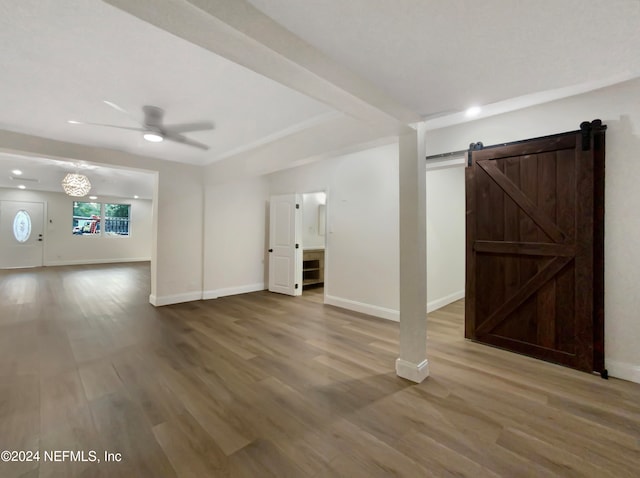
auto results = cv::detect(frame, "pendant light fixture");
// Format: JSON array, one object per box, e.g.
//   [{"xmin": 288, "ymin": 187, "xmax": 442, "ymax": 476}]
[{"xmin": 62, "ymin": 171, "xmax": 92, "ymax": 197}]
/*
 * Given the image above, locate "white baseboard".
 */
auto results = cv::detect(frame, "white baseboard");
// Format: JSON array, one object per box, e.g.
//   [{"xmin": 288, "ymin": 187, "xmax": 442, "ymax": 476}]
[
  {"xmin": 396, "ymin": 358, "xmax": 430, "ymax": 383},
  {"xmin": 149, "ymin": 291, "xmax": 203, "ymax": 307},
  {"xmin": 605, "ymin": 359, "xmax": 640, "ymax": 384},
  {"xmin": 151, "ymin": 283, "xmax": 266, "ymax": 306},
  {"xmin": 325, "ymin": 295, "xmax": 400, "ymax": 321},
  {"xmin": 203, "ymin": 283, "xmax": 265, "ymax": 300},
  {"xmin": 45, "ymin": 257, "xmax": 151, "ymax": 266},
  {"xmin": 427, "ymin": 289, "xmax": 465, "ymax": 313},
  {"xmin": 324, "ymin": 290, "xmax": 466, "ymax": 322}
]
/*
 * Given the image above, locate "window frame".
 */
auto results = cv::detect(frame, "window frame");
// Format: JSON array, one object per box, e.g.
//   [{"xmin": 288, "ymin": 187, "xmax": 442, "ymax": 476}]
[{"xmin": 72, "ymin": 201, "xmax": 132, "ymax": 238}]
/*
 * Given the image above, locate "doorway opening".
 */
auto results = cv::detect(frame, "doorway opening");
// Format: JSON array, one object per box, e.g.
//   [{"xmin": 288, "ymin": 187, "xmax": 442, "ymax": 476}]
[
  {"xmin": 301, "ymin": 191, "xmax": 326, "ymax": 299},
  {"xmin": 0, "ymin": 153, "xmax": 157, "ymax": 303},
  {"xmin": 267, "ymin": 191, "xmax": 328, "ymax": 301}
]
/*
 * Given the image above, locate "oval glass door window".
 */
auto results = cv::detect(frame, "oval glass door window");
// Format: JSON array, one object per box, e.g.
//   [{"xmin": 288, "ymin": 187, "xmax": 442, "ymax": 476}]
[{"xmin": 13, "ymin": 210, "xmax": 32, "ymax": 243}]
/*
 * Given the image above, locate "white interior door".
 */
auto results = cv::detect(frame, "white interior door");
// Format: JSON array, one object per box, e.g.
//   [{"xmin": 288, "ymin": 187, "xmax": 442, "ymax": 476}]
[
  {"xmin": 0, "ymin": 201, "xmax": 45, "ymax": 268},
  {"xmin": 268, "ymin": 194, "xmax": 302, "ymax": 296}
]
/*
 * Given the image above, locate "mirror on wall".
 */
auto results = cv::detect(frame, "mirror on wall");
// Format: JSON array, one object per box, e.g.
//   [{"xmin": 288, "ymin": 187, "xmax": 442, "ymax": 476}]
[{"xmin": 302, "ymin": 192, "xmax": 326, "ymax": 250}]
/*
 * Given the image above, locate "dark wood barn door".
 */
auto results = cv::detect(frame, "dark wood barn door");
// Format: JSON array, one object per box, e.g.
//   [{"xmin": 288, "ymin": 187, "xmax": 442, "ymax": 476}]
[{"xmin": 465, "ymin": 121, "xmax": 605, "ymax": 374}]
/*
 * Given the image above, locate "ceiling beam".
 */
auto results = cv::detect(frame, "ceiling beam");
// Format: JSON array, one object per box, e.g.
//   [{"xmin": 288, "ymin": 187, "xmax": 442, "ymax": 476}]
[
  {"xmin": 204, "ymin": 114, "xmax": 394, "ymax": 184},
  {"xmin": 102, "ymin": 0, "xmax": 419, "ymax": 135}
]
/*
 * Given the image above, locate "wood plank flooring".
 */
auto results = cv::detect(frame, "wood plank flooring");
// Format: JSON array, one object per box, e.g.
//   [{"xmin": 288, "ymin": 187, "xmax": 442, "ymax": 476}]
[{"xmin": 0, "ymin": 263, "xmax": 639, "ymax": 477}]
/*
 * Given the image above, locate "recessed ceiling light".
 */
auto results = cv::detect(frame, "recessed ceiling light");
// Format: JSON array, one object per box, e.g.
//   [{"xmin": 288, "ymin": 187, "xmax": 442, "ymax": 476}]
[
  {"xmin": 67, "ymin": 120, "xmax": 82, "ymax": 124},
  {"xmin": 465, "ymin": 106, "xmax": 482, "ymax": 117},
  {"xmin": 12, "ymin": 169, "xmax": 23, "ymax": 175},
  {"xmin": 143, "ymin": 132, "xmax": 163, "ymax": 143},
  {"xmin": 134, "ymin": 195, "xmax": 139, "ymax": 199},
  {"xmin": 18, "ymin": 185, "xmax": 26, "ymax": 190},
  {"xmin": 89, "ymin": 196, "xmax": 98, "ymax": 200}
]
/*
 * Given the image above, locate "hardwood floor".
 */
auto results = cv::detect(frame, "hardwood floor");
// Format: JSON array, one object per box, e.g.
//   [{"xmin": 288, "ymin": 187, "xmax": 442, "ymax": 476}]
[{"xmin": 0, "ymin": 263, "xmax": 638, "ymax": 477}]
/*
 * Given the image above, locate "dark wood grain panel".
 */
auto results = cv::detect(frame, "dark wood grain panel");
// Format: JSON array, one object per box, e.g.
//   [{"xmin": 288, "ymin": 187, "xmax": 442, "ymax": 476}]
[
  {"xmin": 518, "ymin": 153, "xmax": 541, "ymax": 344},
  {"xmin": 465, "ymin": 163, "xmax": 477, "ymax": 339},
  {"xmin": 554, "ymin": 148, "xmax": 577, "ymax": 354},
  {"xmin": 476, "ymin": 256, "xmax": 572, "ymax": 336},
  {"xmin": 537, "ymin": 151, "xmax": 558, "ymax": 349},
  {"xmin": 466, "ymin": 125, "xmax": 605, "ymax": 373},
  {"xmin": 478, "ymin": 159, "xmax": 565, "ymax": 243},
  {"xmin": 592, "ymin": 126, "xmax": 607, "ymax": 373},
  {"xmin": 487, "ymin": 158, "xmax": 506, "ymax": 324},
  {"xmin": 574, "ymin": 134, "xmax": 596, "ymax": 372},
  {"xmin": 474, "ymin": 241, "xmax": 575, "ymax": 256},
  {"xmin": 502, "ymin": 158, "xmax": 521, "ymax": 302},
  {"xmin": 471, "ymin": 133, "xmax": 576, "ymax": 161}
]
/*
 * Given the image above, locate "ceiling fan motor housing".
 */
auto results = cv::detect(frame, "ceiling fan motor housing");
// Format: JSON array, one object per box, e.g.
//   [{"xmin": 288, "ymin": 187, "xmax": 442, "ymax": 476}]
[{"xmin": 143, "ymin": 105, "xmax": 165, "ymax": 129}]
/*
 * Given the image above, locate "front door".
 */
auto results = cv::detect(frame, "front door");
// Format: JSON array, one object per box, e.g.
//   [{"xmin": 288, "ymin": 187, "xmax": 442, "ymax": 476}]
[
  {"xmin": 465, "ymin": 122, "xmax": 605, "ymax": 374},
  {"xmin": 268, "ymin": 194, "xmax": 302, "ymax": 296},
  {"xmin": 0, "ymin": 200, "xmax": 45, "ymax": 268}
]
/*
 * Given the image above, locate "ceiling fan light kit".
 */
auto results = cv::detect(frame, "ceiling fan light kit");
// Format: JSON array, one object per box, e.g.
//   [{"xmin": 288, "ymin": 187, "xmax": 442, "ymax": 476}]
[
  {"xmin": 61, "ymin": 172, "xmax": 92, "ymax": 197},
  {"xmin": 143, "ymin": 132, "xmax": 164, "ymax": 142}
]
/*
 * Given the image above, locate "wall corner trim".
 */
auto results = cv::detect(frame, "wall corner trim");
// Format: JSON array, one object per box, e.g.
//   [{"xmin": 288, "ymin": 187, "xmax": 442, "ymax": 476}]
[
  {"xmin": 427, "ymin": 290, "xmax": 465, "ymax": 313},
  {"xmin": 149, "ymin": 291, "xmax": 203, "ymax": 307},
  {"xmin": 605, "ymin": 359, "xmax": 640, "ymax": 384},
  {"xmin": 324, "ymin": 295, "xmax": 399, "ymax": 321},
  {"xmin": 202, "ymin": 283, "xmax": 266, "ymax": 300}
]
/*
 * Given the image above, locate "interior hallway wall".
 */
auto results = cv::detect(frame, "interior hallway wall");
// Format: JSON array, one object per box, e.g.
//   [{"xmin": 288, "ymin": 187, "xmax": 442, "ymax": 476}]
[
  {"xmin": 425, "ymin": 164, "xmax": 465, "ymax": 311},
  {"xmin": 268, "ymin": 143, "xmax": 401, "ymax": 320},
  {"xmin": 202, "ymin": 175, "xmax": 270, "ymax": 299},
  {"xmin": 268, "ymin": 142, "xmax": 466, "ymax": 320}
]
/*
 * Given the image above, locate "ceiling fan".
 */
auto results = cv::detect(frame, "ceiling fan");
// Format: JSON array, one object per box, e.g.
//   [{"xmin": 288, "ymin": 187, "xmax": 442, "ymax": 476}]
[{"xmin": 69, "ymin": 101, "xmax": 214, "ymax": 150}]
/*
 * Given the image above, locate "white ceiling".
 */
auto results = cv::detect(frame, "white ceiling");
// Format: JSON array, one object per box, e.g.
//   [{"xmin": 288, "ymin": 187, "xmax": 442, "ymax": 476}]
[
  {"xmin": 247, "ymin": 0, "xmax": 640, "ymax": 117},
  {"xmin": 1, "ymin": 0, "xmax": 640, "ymax": 197},
  {"xmin": 0, "ymin": 154, "xmax": 155, "ymax": 200},
  {"xmin": 0, "ymin": 0, "xmax": 333, "ymax": 166}
]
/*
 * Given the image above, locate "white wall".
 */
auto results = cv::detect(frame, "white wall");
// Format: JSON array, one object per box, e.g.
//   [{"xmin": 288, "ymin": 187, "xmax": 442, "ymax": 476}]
[
  {"xmin": 202, "ymin": 174, "xmax": 270, "ymax": 298},
  {"xmin": 425, "ymin": 77, "xmax": 640, "ymax": 384},
  {"xmin": 0, "ymin": 188, "xmax": 152, "ymax": 265},
  {"xmin": 267, "ymin": 142, "xmax": 465, "ymax": 320},
  {"xmin": 269, "ymin": 143, "xmax": 400, "ymax": 319},
  {"xmin": 302, "ymin": 191, "xmax": 326, "ymax": 250},
  {"xmin": 425, "ymin": 164, "xmax": 466, "ymax": 311},
  {"xmin": 152, "ymin": 165, "xmax": 203, "ymax": 304}
]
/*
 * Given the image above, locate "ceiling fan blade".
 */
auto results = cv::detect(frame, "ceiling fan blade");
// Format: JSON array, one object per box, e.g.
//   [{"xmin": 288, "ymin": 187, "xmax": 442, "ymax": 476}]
[
  {"xmin": 164, "ymin": 132, "xmax": 209, "ymax": 150},
  {"xmin": 103, "ymin": 100, "xmax": 144, "ymax": 126},
  {"xmin": 103, "ymin": 100, "xmax": 129, "ymax": 115},
  {"xmin": 68, "ymin": 121, "xmax": 146, "ymax": 132},
  {"xmin": 163, "ymin": 122, "xmax": 214, "ymax": 134}
]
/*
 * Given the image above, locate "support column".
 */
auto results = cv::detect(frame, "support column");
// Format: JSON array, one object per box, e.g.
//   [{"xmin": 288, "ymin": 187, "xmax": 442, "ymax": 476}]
[{"xmin": 396, "ymin": 122, "xmax": 429, "ymax": 383}]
